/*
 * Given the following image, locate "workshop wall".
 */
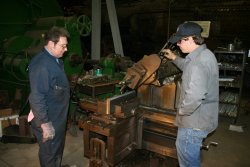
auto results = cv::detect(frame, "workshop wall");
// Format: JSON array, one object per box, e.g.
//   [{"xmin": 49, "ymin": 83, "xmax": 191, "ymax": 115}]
[{"xmin": 59, "ymin": 0, "xmax": 250, "ymax": 61}]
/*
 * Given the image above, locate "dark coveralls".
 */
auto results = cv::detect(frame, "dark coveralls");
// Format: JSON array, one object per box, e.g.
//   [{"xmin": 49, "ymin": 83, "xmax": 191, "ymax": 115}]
[{"xmin": 29, "ymin": 48, "xmax": 70, "ymax": 167}]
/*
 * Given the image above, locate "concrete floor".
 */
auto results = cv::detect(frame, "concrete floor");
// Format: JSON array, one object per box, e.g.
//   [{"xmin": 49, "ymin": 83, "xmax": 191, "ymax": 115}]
[
  {"xmin": 0, "ymin": 127, "xmax": 89, "ymax": 167},
  {"xmin": 0, "ymin": 101, "xmax": 250, "ymax": 167},
  {"xmin": 201, "ymin": 106, "xmax": 250, "ymax": 167}
]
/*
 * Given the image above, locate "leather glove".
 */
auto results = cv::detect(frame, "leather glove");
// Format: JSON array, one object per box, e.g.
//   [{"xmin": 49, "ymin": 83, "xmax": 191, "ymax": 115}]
[{"xmin": 41, "ymin": 121, "xmax": 55, "ymax": 143}]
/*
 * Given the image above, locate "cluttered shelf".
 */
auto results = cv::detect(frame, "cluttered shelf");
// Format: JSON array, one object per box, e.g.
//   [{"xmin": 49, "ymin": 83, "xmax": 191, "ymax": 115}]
[
  {"xmin": 214, "ymin": 49, "xmax": 246, "ymax": 124},
  {"xmin": 219, "ymin": 79, "xmax": 241, "ymax": 88},
  {"xmin": 218, "ymin": 63, "xmax": 244, "ymax": 71}
]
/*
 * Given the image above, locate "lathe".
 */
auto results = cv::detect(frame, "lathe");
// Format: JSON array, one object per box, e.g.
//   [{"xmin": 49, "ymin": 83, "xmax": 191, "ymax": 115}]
[{"xmin": 78, "ymin": 51, "xmax": 182, "ymax": 167}]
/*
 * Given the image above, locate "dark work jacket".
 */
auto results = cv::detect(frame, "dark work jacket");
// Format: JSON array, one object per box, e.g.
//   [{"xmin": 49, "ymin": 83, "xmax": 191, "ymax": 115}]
[{"xmin": 28, "ymin": 48, "xmax": 70, "ymax": 134}]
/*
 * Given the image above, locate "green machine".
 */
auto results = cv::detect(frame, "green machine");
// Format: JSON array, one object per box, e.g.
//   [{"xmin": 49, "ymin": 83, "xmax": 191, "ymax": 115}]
[{"xmin": 0, "ymin": 0, "xmax": 91, "ymax": 114}]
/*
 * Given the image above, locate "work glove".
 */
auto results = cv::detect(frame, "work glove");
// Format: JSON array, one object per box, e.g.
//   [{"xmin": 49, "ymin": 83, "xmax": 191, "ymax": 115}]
[{"xmin": 41, "ymin": 121, "xmax": 55, "ymax": 143}]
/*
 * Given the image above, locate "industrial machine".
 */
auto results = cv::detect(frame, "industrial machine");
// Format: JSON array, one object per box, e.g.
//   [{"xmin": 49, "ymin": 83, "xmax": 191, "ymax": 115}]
[{"xmin": 78, "ymin": 42, "xmax": 183, "ymax": 166}]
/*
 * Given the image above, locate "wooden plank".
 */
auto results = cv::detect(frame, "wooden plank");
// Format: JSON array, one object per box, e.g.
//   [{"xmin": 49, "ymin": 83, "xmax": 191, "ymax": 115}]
[
  {"xmin": 79, "ymin": 101, "xmax": 97, "ymax": 112},
  {"xmin": 143, "ymin": 141, "xmax": 177, "ymax": 159},
  {"xmin": 143, "ymin": 111, "xmax": 176, "ymax": 124},
  {"xmin": 83, "ymin": 122, "xmax": 111, "ymax": 136},
  {"xmin": 0, "ymin": 108, "xmax": 13, "ymax": 117},
  {"xmin": 144, "ymin": 123, "xmax": 177, "ymax": 137}
]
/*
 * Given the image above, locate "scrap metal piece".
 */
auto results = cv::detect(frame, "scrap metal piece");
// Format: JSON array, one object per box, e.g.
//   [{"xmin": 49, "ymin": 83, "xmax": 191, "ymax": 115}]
[{"xmin": 120, "ymin": 54, "xmax": 161, "ymax": 90}]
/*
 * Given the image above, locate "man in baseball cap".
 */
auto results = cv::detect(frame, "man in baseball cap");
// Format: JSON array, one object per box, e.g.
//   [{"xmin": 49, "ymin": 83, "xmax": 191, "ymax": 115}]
[{"xmin": 162, "ymin": 22, "xmax": 219, "ymax": 167}]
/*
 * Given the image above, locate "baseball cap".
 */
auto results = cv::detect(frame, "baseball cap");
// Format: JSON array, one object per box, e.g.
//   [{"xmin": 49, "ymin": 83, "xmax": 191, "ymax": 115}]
[{"xmin": 169, "ymin": 21, "xmax": 203, "ymax": 43}]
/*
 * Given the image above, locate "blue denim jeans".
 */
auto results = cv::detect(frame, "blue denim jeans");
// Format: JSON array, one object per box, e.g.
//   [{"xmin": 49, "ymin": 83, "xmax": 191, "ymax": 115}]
[{"xmin": 176, "ymin": 128, "xmax": 208, "ymax": 167}]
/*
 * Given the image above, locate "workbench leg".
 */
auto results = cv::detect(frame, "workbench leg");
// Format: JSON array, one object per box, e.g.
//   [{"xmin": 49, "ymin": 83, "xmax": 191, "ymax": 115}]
[
  {"xmin": 84, "ymin": 129, "xmax": 90, "ymax": 157},
  {"xmin": 107, "ymin": 136, "xmax": 114, "ymax": 166},
  {"xmin": 136, "ymin": 117, "xmax": 144, "ymax": 149}
]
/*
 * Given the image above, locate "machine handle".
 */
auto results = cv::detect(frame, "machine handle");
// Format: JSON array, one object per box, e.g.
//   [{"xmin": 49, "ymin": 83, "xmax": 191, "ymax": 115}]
[{"xmin": 201, "ymin": 141, "xmax": 218, "ymax": 151}]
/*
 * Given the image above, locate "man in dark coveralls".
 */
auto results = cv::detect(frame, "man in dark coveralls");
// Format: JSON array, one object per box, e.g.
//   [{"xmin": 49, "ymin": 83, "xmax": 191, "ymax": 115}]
[{"xmin": 28, "ymin": 26, "xmax": 70, "ymax": 167}]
